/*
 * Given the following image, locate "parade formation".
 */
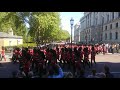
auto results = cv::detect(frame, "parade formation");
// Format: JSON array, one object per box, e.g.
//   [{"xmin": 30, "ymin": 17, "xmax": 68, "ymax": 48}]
[
  {"xmin": 0, "ymin": 12, "xmax": 120, "ymax": 78},
  {"xmin": 1, "ymin": 43, "xmax": 117, "ymax": 78}
]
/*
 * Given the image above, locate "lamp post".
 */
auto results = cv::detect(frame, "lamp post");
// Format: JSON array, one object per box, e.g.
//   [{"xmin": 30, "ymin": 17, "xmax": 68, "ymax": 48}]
[{"xmin": 70, "ymin": 18, "xmax": 74, "ymax": 48}]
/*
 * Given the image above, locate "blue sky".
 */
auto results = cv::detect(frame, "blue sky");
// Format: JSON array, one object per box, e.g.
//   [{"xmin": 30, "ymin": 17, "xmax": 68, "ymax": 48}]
[
  {"xmin": 60, "ymin": 12, "xmax": 84, "ymax": 35},
  {"xmin": 26, "ymin": 12, "xmax": 84, "ymax": 35}
]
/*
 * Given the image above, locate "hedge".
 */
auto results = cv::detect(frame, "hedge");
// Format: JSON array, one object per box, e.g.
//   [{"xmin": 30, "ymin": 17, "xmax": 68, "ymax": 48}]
[
  {"xmin": 4, "ymin": 43, "xmax": 37, "ymax": 51},
  {"xmin": 17, "ymin": 43, "xmax": 37, "ymax": 48}
]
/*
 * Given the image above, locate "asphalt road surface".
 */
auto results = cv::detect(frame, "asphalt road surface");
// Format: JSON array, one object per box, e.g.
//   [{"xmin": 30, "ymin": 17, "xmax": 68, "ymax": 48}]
[{"xmin": 0, "ymin": 53, "xmax": 120, "ymax": 78}]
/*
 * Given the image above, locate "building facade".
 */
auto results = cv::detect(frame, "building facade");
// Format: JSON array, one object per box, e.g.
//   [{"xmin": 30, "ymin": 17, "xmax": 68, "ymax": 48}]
[
  {"xmin": 0, "ymin": 28, "xmax": 23, "ymax": 50},
  {"xmin": 80, "ymin": 12, "xmax": 120, "ymax": 44},
  {"xmin": 74, "ymin": 22, "xmax": 80, "ymax": 43}
]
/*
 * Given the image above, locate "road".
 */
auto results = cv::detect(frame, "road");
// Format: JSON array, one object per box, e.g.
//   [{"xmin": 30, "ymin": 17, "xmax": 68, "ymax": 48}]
[
  {"xmin": 0, "ymin": 53, "xmax": 120, "ymax": 78},
  {"xmin": 0, "ymin": 54, "xmax": 19, "ymax": 78}
]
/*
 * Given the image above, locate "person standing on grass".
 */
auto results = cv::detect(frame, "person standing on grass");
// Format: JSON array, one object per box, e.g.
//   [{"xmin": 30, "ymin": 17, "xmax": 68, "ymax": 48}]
[{"xmin": 1, "ymin": 46, "xmax": 6, "ymax": 61}]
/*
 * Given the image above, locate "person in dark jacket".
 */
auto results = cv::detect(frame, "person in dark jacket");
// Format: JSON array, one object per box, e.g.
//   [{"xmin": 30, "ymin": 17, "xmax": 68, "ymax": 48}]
[{"xmin": 104, "ymin": 65, "xmax": 114, "ymax": 78}]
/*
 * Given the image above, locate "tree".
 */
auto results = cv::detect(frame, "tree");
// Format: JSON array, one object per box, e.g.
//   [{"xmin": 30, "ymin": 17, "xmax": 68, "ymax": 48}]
[
  {"xmin": 0, "ymin": 12, "xmax": 30, "ymax": 42},
  {"xmin": 58, "ymin": 29, "xmax": 70, "ymax": 41},
  {"xmin": 0, "ymin": 12, "xmax": 70, "ymax": 44},
  {"xmin": 29, "ymin": 12, "xmax": 61, "ymax": 45}
]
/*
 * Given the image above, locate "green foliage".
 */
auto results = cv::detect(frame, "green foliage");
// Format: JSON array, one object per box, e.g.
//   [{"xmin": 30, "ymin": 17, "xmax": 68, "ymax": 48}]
[
  {"xmin": 29, "ymin": 12, "xmax": 61, "ymax": 44},
  {"xmin": 17, "ymin": 43, "xmax": 36, "ymax": 48},
  {"xmin": 60, "ymin": 30, "xmax": 70, "ymax": 40},
  {"xmin": 0, "ymin": 12, "xmax": 70, "ymax": 44},
  {"xmin": 5, "ymin": 43, "xmax": 36, "ymax": 53}
]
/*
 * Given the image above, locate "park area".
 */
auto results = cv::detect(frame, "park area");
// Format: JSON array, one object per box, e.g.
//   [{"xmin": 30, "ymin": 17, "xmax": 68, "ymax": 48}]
[{"xmin": 0, "ymin": 53, "xmax": 120, "ymax": 78}]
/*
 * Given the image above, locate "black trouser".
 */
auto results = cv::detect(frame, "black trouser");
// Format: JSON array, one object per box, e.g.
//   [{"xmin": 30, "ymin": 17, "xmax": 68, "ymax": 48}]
[
  {"xmin": 83, "ymin": 60, "xmax": 90, "ymax": 68},
  {"xmin": 0, "ymin": 56, "xmax": 3, "ymax": 61},
  {"xmin": 91, "ymin": 59, "xmax": 96, "ymax": 66},
  {"xmin": 44, "ymin": 59, "xmax": 48, "ymax": 66},
  {"xmin": 48, "ymin": 60, "xmax": 51, "ymax": 65},
  {"xmin": 0, "ymin": 54, "xmax": 1, "ymax": 61},
  {"xmin": 12, "ymin": 55, "xmax": 15, "ymax": 61},
  {"xmin": 67, "ymin": 60, "xmax": 71, "ymax": 70},
  {"xmin": 67, "ymin": 60, "xmax": 75, "ymax": 74},
  {"xmin": 19, "ymin": 62, "xmax": 24, "ymax": 70},
  {"xmin": 72, "ymin": 61, "xmax": 76, "ymax": 76},
  {"xmin": 32, "ymin": 60, "xmax": 36, "ymax": 70},
  {"xmin": 59, "ymin": 59, "xmax": 62, "ymax": 63}
]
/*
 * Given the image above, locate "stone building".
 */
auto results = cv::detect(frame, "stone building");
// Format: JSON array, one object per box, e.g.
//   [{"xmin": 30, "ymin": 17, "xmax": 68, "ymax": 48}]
[
  {"xmin": 74, "ymin": 22, "xmax": 80, "ymax": 43},
  {"xmin": 80, "ymin": 12, "xmax": 120, "ymax": 44}
]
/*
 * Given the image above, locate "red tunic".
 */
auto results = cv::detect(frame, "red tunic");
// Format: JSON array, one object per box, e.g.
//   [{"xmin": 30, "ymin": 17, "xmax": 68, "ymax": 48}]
[
  {"xmin": 33, "ymin": 53, "xmax": 39, "ymax": 62},
  {"xmin": 1, "ymin": 50, "xmax": 5, "ymax": 56},
  {"xmin": 61, "ymin": 52, "xmax": 65, "ymax": 60},
  {"xmin": 84, "ymin": 52, "xmax": 89, "ymax": 61},
  {"xmin": 79, "ymin": 51, "xmax": 83, "ymax": 61},
  {"xmin": 66, "ymin": 52, "xmax": 70, "ymax": 61},
  {"xmin": 47, "ymin": 52, "xmax": 52, "ymax": 61},
  {"xmin": 88, "ymin": 46, "xmax": 91, "ymax": 55},
  {"xmin": 56, "ymin": 50, "xmax": 59, "ymax": 60},
  {"xmin": 16, "ymin": 51, "xmax": 22, "ymax": 59},
  {"xmin": 70, "ymin": 52, "xmax": 75, "ymax": 63}
]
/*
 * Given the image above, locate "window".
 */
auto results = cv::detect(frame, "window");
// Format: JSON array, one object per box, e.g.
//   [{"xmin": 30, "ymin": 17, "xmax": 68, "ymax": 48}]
[
  {"xmin": 96, "ymin": 18, "xmax": 97, "ymax": 25},
  {"xmin": 105, "ymin": 26, "xmax": 107, "ymax": 30},
  {"xmin": 90, "ymin": 14, "xmax": 91, "ymax": 26},
  {"xmin": 105, "ymin": 33, "xmax": 107, "ymax": 40},
  {"xmin": 116, "ymin": 22, "xmax": 118, "ymax": 28},
  {"xmin": 107, "ymin": 15, "xmax": 109, "ymax": 22},
  {"xmin": 89, "ymin": 35, "xmax": 90, "ymax": 40},
  {"xmin": 110, "ymin": 33, "xmax": 112, "ymax": 40},
  {"xmin": 9, "ymin": 41, "xmax": 11, "ymax": 46},
  {"xmin": 118, "ymin": 12, "xmax": 120, "ymax": 18},
  {"xmin": 115, "ymin": 32, "xmax": 118, "ymax": 39},
  {"xmin": 102, "ymin": 17, "xmax": 104, "ymax": 24},
  {"xmin": 88, "ymin": 19, "xmax": 89, "ymax": 26},
  {"xmin": 101, "ymin": 34, "xmax": 102, "ymax": 41},
  {"xmin": 110, "ymin": 24, "xmax": 112, "ymax": 29},
  {"xmin": 112, "ymin": 12, "xmax": 114, "ymax": 20}
]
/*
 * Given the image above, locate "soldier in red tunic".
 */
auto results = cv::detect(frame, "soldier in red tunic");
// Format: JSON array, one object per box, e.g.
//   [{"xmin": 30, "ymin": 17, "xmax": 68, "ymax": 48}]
[
  {"xmin": 83, "ymin": 46, "xmax": 90, "ymax": 68},
  {"xmin": 77, "ymin": 46, "xmax": 83, "ymax": 68},
  {"xmin": 59, "ymin": 48, "xmax": 64, "ymax": 64}
]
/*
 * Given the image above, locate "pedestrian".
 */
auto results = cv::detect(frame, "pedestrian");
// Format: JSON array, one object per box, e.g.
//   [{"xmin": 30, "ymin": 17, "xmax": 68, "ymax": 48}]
[
  {"xmin": 91, "ymin": 46, "xmax": 96, "ymax": 66},
  {"xmin": 87, "ymin": 69, "xmax": 99, "ymax": 78},
  {"xmin": 48, "ymin": 64, "xmax": 64, "ymax": 78},
  {"xmin": 104, "ymin": 65, "xmax": 114, "ymax": 78},
  {"xmin": 79, "ymin": 69, "xmax": 86, "ymax": 78},
  {"xmin": 1, "ymin": 47, "xmax": 6, "ymax": 61},
  {"xmin": 83, "ymin": 47, "xmax": 90, "ymax": 68}
]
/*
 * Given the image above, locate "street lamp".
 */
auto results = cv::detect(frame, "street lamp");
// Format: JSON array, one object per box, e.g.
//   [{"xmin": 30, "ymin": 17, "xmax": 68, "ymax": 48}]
[{"xmin": 70, "ymin": 17, "xmax": 74, "ymax": 48}]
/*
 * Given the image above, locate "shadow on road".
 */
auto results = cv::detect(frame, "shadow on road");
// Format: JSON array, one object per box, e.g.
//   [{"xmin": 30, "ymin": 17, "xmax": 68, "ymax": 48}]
[
  {"xmin": 0, "ymin": 61, "xmax": 120, "ymax": 78},
  {"xmin": 0, "ymin": 61, "xmax": 19, "ymax": 78}
]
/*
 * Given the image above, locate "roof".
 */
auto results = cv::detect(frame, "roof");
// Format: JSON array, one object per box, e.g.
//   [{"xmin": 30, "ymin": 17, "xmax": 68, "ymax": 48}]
[{"xmin": 0, "ymin": 32, "xmax": 22, "ymax": 39}]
